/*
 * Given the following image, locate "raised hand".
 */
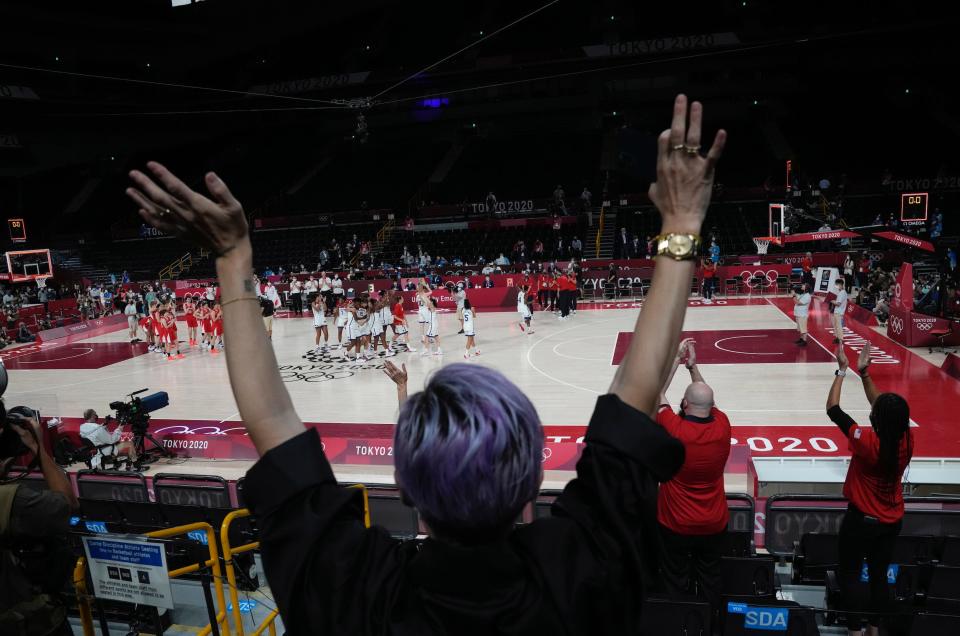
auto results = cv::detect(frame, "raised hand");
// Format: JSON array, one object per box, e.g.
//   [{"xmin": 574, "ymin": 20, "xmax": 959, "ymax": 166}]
[
  {"xmin": 685, "ymin": 341, "xmax": 698, "ymax": 368},
  {"xmin": 858, "ymin": 342, "xmax": 871, "ymax": 372},
  {"xmin": 383, "ymin": 361, "xmax": 408, "ymax": 387},
  {"xmin": 837, "ymin": 345, "xmax": 849, "ymax": 371},
  {"xmin": 126, "ymin": 162, "xmax": 249, "ymax": 257},
  {"xmin": 648, "ymin": 94, "xmax": 727, "ymax": 234}
]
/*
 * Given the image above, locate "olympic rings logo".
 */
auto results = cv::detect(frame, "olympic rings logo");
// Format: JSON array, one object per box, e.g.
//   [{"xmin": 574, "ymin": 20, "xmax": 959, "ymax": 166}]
[
  {"xmin": 894, "ymin": 283, "xmax": 902, "ymax": 300},
  {"xmin": 541, "ymin": 447, "xmax": 553, "ymax": 463},
  {"xmin": 739, "ymin": 270, "xmax": 779, "ymax": 289},
  {"xmin": 916, "ymin": 321, "xmax": 934, "ymax": 331},
  {"xmin": 890, "ymin": 317, "xmax": 904, "ymax": 334}
]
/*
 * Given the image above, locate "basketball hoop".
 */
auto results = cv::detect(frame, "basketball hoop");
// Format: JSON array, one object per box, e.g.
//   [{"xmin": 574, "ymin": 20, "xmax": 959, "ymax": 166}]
[{"xmin": 753, "ymin": 236, "xmax": 776, "ymax": 255}]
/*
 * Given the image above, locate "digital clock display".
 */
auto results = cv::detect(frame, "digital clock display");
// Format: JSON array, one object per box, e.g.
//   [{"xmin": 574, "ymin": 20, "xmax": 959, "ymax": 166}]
[
  {"xmin": 900, "ymin": 192, "xmax": 928, "ymax": 223},
  {"xmin": 7, "ymin": 218, "xmax": 26, "ymax": 242}
]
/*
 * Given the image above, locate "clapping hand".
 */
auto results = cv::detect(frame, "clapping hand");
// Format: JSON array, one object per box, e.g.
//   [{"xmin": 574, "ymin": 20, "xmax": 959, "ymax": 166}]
[
  {"xmin": 836, "ymin": 345, "xmax": 849, "ymax": 371},
  {"xmin": 126, "ymin": 162, "xmax": 249, "ymax": 258},
  {"xmin": 648, "ymin": 95, "xmax": 727, "ymax": 234},
  {"xmin": 858, "ymin": 342, "xmax": 871, "ymax": 372}
]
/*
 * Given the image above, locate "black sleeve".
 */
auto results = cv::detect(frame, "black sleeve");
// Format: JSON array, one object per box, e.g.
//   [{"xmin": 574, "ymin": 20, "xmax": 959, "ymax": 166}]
[
  {"xmin": 243, "ymin": 429, "xmax": 401, "ymax": 634},
  {"xmin": 827, "ymin": 404, "xmax": 857, "ymax": 437},
  {"xmin": 9, "ymin": 488, "xmax": 71, "ymax": 537},
  {"xmin": 553, "ymin": 394, "xmax": 685, "ymax": 596}
]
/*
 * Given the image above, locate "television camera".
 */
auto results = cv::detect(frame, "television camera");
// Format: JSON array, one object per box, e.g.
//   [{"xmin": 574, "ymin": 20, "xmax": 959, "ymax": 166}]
[{"xmin": 109, "ymin": 388, "xmax": 172, "ymax": 466}]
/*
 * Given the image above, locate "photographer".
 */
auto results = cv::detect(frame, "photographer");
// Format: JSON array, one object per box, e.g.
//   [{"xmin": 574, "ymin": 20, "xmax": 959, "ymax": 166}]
[
  {"xmin": 1, "ymin": 401, "xmax": 79, "ymax": 636},
  {"xmin": 79, "ymin": 409, "xmax": 138, "ymax": 469}
]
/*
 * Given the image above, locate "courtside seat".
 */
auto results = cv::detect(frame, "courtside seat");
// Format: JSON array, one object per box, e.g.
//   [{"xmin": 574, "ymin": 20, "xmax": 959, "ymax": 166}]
[
  {"xmin": 641, "ymin": 596, "xmax": 711, "ymax": 635},
  {"xmin": 940, "ymin": 536, "xmax": 960, "ymax": 566},
  {"xmin": 724, "ymin": 277, "xmax": 740, "ymax": 296},
  {"xmin": 77, "ymin": 497, "xmax": 126, "ymax": 534},
  {"xmin": 722, "ymin": 531, "xmax": 755, "ymax": 558},
  {"xmin": 367, "ymin": 489, "xmax": 420, "ymax": 538},
  {"xmin": 891, "ymin": 534, "xmax": 935, "ymax": 565},
  {"xmin": 792, "ymin": 533, "xmax": 839, "ymax": 584},
  {"xmin": 721, "ymin": 556, "xmax": 778, "ymax": 599},
  {"xmin": 926, "ymin": 565, "xmax": 960, "ymax": 615}
]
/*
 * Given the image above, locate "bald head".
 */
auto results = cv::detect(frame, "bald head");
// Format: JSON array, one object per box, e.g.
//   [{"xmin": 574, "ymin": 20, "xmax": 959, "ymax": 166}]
[{"xmin": 682, "ymin": 382, "xmax": 714, "ymax": 417}]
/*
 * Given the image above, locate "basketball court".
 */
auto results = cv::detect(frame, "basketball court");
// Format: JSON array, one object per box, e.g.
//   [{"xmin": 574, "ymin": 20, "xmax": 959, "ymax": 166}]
[{"xmin": 4, "ymin": 293, "xmax": 959, "ymax": 489}]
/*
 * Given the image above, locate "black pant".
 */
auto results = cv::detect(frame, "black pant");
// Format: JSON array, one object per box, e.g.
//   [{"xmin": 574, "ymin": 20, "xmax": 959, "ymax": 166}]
[
  {"xmin": 703, "ymin": 277, "xmax": 715, "ymax": 299},
  {"xmin": 322, "ymin": 290, "xmax": 335, "ymax": 313},
  {"xmin": 291, "ymin": 293, "xmax": 303, "ymax": 314},
  {"xmin": 570, "ymin": 288, "xmax": 578, "ymax": 312},
  {"xmin": 558, "ymin": 290, "xmax": 571, "ymax": 317},
  {"xmin": 658, "ymin": 524, "xmax": 725, "ymax": 618},
  {"xmin": 802, "ymin": 271, "xmax": 815, "ymax": 290},
  {"xmin": 838, "ymin": 504, "xmax": 902, "ymax": 629}
]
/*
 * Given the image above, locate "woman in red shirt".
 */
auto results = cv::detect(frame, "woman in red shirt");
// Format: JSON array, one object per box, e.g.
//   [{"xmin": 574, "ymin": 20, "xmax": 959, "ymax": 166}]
[{"xmin": 827, "ymin": 343, "xmax": 913, "ymax": 635}]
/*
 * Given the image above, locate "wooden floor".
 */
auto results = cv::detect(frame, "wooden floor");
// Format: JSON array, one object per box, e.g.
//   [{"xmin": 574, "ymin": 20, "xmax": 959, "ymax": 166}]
[{"xmin": 4, "ymin": 295, "xmax": 959, "ymax": 483}]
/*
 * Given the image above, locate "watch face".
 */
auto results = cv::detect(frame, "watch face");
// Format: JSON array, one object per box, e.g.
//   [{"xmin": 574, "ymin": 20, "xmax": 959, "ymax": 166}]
[{"xmin": 667, "ymin": 234, "xmax": 693, "ymax": 256}]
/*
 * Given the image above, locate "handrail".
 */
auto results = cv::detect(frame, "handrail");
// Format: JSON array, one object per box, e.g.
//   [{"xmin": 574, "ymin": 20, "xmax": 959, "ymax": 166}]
[
  {"xmin": 349, "ymin": 218, "xmax": 395, "ymax": 269},
  {"xmin": 594, "ymin": 204, "xmax": 605, "ymax": 259},
  {"xmin": 74, "ymin": 557, "xmax": 95, "ymax": 636},
  {"xmin": 220, "ymin": 486, "xmax": 370, "ymax": 636}
]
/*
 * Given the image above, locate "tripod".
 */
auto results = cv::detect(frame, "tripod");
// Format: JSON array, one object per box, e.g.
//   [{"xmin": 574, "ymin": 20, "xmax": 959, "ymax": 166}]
[{"xmin": 132, "ymin": 429, "xmax": 174, "ymax": 467}]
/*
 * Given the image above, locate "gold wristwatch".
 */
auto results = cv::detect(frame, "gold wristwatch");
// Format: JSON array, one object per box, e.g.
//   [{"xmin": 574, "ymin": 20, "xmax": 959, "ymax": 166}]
[{"xmin": 654, "ymin": 233, "xmax": 702, "ymax": 261}]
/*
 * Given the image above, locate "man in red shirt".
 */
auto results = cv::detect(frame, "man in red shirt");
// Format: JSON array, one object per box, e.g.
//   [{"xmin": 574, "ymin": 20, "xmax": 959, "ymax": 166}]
[
  {"xmin": 656, "ymin": 339, "xmax": 731, "ymax": 618},
  {"xmin": 701, "ymin": 257, "xmax": 717, "ymax": 303},
  {"xmin": 857, "ymin": 253, "xmax": 872, "ymax": 289},
  {"xmin": 801, "ymin": 251, "xmax": 815, "ymax": 290}
]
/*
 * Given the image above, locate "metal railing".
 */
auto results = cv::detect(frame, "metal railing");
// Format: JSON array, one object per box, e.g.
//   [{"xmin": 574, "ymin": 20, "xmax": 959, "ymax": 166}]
[
  {"xmin": 594, "ymin": 204, "xmax": 606, "ymax": 259},
  {"xmin": 348, "ymin": 219, "xmax": 395, "ymax": 269},
  {"xmin": 159, "ymin": 249, "xmax": 211, "ymax": 281}
]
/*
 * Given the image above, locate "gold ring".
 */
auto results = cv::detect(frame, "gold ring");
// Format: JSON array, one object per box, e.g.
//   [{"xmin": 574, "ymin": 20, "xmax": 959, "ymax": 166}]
[
  {"xmin": 671, "ymin": 143, "xmax": 685, "ymax": 151},
  {"xmin": 161, "ymin": 208, "xmax": 170, "ymax": 217},
  {"xmin": 684, "ymin": 145, "xmax": 701, "ymax": 155}
]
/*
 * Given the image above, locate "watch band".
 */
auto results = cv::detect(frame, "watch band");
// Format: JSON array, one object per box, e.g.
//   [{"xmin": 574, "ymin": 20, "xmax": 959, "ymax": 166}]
[{"xmin": 654, "ymin": 233, "xmax": 702, "ymax": 261}]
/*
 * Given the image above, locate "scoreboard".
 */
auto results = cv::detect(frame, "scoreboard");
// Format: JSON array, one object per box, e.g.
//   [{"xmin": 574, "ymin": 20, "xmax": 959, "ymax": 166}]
[
  {"xmin": 900, "ymin": 192, "xmax": 928, "ymax": 225},
  {"xmin": 7, "ymin": 218, "xmax": 26, "ymax": 243}
]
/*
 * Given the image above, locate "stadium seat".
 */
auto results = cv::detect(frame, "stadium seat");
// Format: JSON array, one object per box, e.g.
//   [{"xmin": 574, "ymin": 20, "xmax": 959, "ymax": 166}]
[
  {"xmin": 926, "ymin": 565, "xmax": 960, "ymax": 615},
  {"xmin": 941, "ymin": 536, "xmax": 960, "ymax": 566},
  {"xmin": 891, "ymin": 534, "xmax": 935, "ymax": 565},
  {"xmin": 368, "ymin": 491, "xmax": 420, "ymax": 538},
  {"xmin": 792, "ymin": 533, "xmax": 839, "ymax": 584},
  {"xmin": 721, "ymin": 531, "xmax": 755, "ymax": 558},
  {"xmin": 641, "ymin": 596, "xmax": 711, "ymax": 635},
  {"xmin": 909, "ymin": 612, "xmax": 960, "ymax": 634},
  {"xmin": 720, "ymin": 556, "xmax": 777, "ymax": 598}
]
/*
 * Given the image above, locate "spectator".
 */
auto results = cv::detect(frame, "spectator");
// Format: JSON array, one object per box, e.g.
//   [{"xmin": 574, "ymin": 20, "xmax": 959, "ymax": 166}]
[
  {"xmin": 702, "ymin": 257, "xmax": 717, "ymax": 303},
  {"xmin": 843, "ymin": 254, "xmax": 855, "ymax": 292},
  {"xmin": 533, "ymin": 239, "xmax": 544, "ymax": 257},
  {"xmin": 616, "ymin": 227, "xmax": 630, "ymax": 258},
  {"xmin": 872, "ymin": 213, "xmax": 883, "ymax": 226},
  {"xmin": 553, "ymin": 184, "xmax": 566, "ymax": 213},
  {"xmin": 0, "ymin": 408, "xmax": 79, "ymax": 636},
  {"xmin": 827, "ymin": 345, "xmax": 913, "ymax": 636},
  {"xmin": 580, "ymin": 186, "xmax": 592, "ymax": 211},
  {"xmin": 873, "ymin": 294, "xmax": 890, "ymax": 325},
  {"xmin": 482, "ymin": 275, "xmax": 495, "ymax": 288},
  {"xmin": 79, "ymin": 409, "xmax": 138, "ymax": 468},
  {"xmin": 485, "ymin": 191, "xmax": 498, "ymax": 214},
  {"xmin": 709, "ymin": 238, "xmax": 720, "ymax": 264},
  {"xmin": 481, "ymin": 263, "xmax": 495, "ymax": 275},
  {"xmin": 571, "ymin": 236, "xmax": 582, "ymax": 258},
  {"xmin": 857, "ymin": 253, "xmax": 872, "ymax": 289},
  {"xmin": 494, "ymin": 253, "xmax": 510, "ymax": 266},
  {"xmin": 656, "ymin": 339, "xmax": 731, "ymax": 620},
  {"xmin": 801, "ymin": 252, "xmax": 815, "ymax": 290},
  {"xmin": 630, "ymin": 236, "xmax": 641, "ymax": 259},
  {"xmin": 15, "ymin": 322, "xmax": 34, "ymax": 343}
]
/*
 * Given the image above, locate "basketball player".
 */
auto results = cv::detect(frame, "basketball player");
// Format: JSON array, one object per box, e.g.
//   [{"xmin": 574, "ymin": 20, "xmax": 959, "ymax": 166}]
[
  {"xmin": 462, "ymin": 298, "xmax": 480, "ymax": 359},
  {"xmin": 334, "ymin": 296, "xmax": 349, "ymax": 348},
  {"xmin": 369, "ymin": 296, "xmax": 386, "ymax": 356},
  {"xmin": 161, "ymin": 300, "xmax": 183, "ymax": 360},
  {"xmin": 124, "ymin": 298, "xmax": 139, "ymax": 342},
  {"xmin": 424, "ymin": 297, "xmax": 442, "ymax": 356},
  {"xmin": 392, "ymin": 292, "xmax": 415, "ymax": 352},
  {"xmin": 455, "ymin": 283, "xmax": 467, "ymax": 334},
  {"xmin": 793, "ymin": 283, "xmax": 811, "ymax": 346},
  {"xmin": 149, "ymin": 300, "xmax": 162, "ymax": 353},
  {"xmin": 417, "ymin": 280, "xmax": 432, "ymax": 346},
  {"xmin": 210, "ymin": 301, "xmax": 224, "ymax": 353},
  {"xmin": 183, "ymin": 296, "xmax": 198, "ymax": 346},
  {"xmin": 311, "ymin": 295, "xmax": 328, "ymax": 352},
  {"xmin": 831, "ymin": 278, "xmax": 848, "ymax": 344},
  {"xmin": 517, "ymin": 285, "xmax": 534, "ymax": 334},
  {"xmin": 379, "ymin": 296, "xmax": 396, "ymax": 345},
  {"xmin": 197, "ymin": 300, "xmax": 213, "ymax": 350}
]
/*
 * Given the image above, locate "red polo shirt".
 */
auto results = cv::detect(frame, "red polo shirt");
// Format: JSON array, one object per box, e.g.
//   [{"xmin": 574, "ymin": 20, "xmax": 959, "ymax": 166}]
[
  {"xmin": 656, "ymin": 405, "xmax": 731, "ymax": 535},
  {"xmin": 845, "ymin": 422, "xmax": 913, "ymax": 522},
  {"xmin": 801, "ymin": 257, "xmax": 812, "ymax": 273}
]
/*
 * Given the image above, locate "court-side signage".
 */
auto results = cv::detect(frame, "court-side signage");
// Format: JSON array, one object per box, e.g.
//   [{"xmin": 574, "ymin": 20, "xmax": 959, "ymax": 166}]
[
  {"xmin": 582, "ymin": 32, "xmax": 739, "ymax": 58},
  {"xmin": 727, "ymin": 602, "xmax": 789, "ymax": 631},
  {"xmin": 82, "ymin": 536, "xmax": 174, "ymax": 609}
]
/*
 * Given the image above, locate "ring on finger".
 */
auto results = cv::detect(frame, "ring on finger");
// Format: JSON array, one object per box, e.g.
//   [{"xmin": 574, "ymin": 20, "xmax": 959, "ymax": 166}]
[
  {"xmin": 160, "ymin": 208, "xmax": 171, "ymax": 217},
  {"xmin": 683, "ymin": 145, "xmax": 701, "ymax": 155},
  {"xmin": 671, "ymin": 143, "xmax": 685, "ymax": 152}
]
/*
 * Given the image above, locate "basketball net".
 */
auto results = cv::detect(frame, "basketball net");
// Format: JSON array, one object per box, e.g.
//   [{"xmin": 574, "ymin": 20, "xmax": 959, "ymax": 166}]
[{"xmin": 753, "ymin": 237, "xmax": 772, "ymax": 255}]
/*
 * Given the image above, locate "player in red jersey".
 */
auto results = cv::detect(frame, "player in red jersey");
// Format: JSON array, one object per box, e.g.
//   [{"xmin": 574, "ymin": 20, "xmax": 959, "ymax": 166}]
[
  {"xmin": 161, "ymin": 299, "xmax": 183, "ymax": 360},
  {"xmin": 183, "ymin": 297, "xmax": 198, "ymax": 346},
  {"xmin": 196, "ymin": 301, "xmax": 213, "ymax": 350},
  {"xmin": 148, "ymin": 300, "xmax": 162, "ymax": 353},
  {"xmin": 391, "ymin": 292, "xmax": 415, "ymax": 352},
  {"xmin": 210, "ymin": 301, "xmax": 224, "ymax": 353}
]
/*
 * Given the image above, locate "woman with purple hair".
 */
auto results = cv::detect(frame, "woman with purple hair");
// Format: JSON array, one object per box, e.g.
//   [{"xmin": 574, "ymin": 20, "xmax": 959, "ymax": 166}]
[{"xmin": 126, "ymin": 94, "xmax": 726, "ymax": 635}]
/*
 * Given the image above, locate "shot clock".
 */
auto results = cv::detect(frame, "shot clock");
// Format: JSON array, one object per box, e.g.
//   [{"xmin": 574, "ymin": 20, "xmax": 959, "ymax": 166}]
[
  {"xmin": 7, "ymin": 218, "xmax": 26, "ymax": 243},
  {"xmin": 900, "ymin": 192, "xmax": 928, "ymax": 225}
]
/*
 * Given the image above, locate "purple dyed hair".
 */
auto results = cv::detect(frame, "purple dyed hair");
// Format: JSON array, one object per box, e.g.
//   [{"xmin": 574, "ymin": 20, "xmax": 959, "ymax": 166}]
[{"xmin": 394, "ymin": 363, "xmax": 543, "ymax": 538}]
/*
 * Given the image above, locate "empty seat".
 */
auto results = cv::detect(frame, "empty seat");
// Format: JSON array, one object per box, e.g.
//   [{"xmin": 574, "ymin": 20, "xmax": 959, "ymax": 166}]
[
  {"xmin": 722, "ymin": 531, "xmax": 755, "ymax": 558},
  {"xmin": 641, "ymin": 596, "xmax": 711, "ymax": 636},
  {"xmin": 941, "ymin": 536, "xmax": 960, "ymax": 566},
  {"xmin": 926, "ymin": 565, "xmax": 960, "ymax": 615},
  {"xmin": 792, "ymin": 533, "xmax": 839, "ymax": 584},
  {"xmin": 721, "ymin": 556, "xmax": 777, "ymax": 598},
  {"xmin": 891, "ymin": 535, "xmax": 935, "ymax": 564}
]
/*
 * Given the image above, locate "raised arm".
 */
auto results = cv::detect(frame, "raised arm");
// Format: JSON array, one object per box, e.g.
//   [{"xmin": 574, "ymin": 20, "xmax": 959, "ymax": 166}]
[
  {"xmin": 127, "ymin": 163, "xmax": 304, "ymax": 456},
  {"xmin": 857, "ymin": 343, "xmax": 880, "ymax": 405},
  {"xmin": 826, "ymin": 345, "xmax": 849, "ymax": 411},
  {"xmin": 610, "ymin": 95, "xmax": 726, "ymax": 416},
  {"xmin": 383, "ymin": 361, "xmax": 408, "ymax": 406},
  {"xmin": 685, "ymin": 340, "xmax": 705, "ymax": 383}
]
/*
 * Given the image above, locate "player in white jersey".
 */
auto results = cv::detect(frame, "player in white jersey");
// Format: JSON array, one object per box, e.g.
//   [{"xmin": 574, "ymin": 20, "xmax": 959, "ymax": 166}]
[
  {"xmin": 417, "ymin": 281, "xmax": 432, "ymax": 346},
  {"xmin": 369, "ymin": 296, "xmax": 392, "ymax": 356},
  {"xmin": 517, "ymin": 285, "xmax": 534, "ymax": 334},
  {"xmin": 423, "ymin": 297, "xmax": 442, "ymax": 357},
  {"xmin": 334, "ymin": 296, "xmax": 350, "ymax": 348},
  {"xmin": 311, "ymin": 296, "xmax": 329, "ymax": 352},
  {"xmin": 462, "ymin": 298, "xmax": 480, "ymax": 359},
  {"xmin": 455, "ymin": 284, "xmax": 467, "ymax": 334}
]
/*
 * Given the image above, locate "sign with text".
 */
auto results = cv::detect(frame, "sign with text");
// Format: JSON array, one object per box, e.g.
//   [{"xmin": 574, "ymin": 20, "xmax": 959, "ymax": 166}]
[{"xmin": 82, "ymin": 536, "xmax": 174, "ymax": 609}]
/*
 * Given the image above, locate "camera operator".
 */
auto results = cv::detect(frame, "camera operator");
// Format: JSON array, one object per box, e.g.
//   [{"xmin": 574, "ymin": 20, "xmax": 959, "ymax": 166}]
[
  {"xmin": 79, "ymin": 409, "xmax": 137, "ymax": 469},
  {"xmin": 0, "ymin": 404, "xmax": 79, "ymax": 636}
]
